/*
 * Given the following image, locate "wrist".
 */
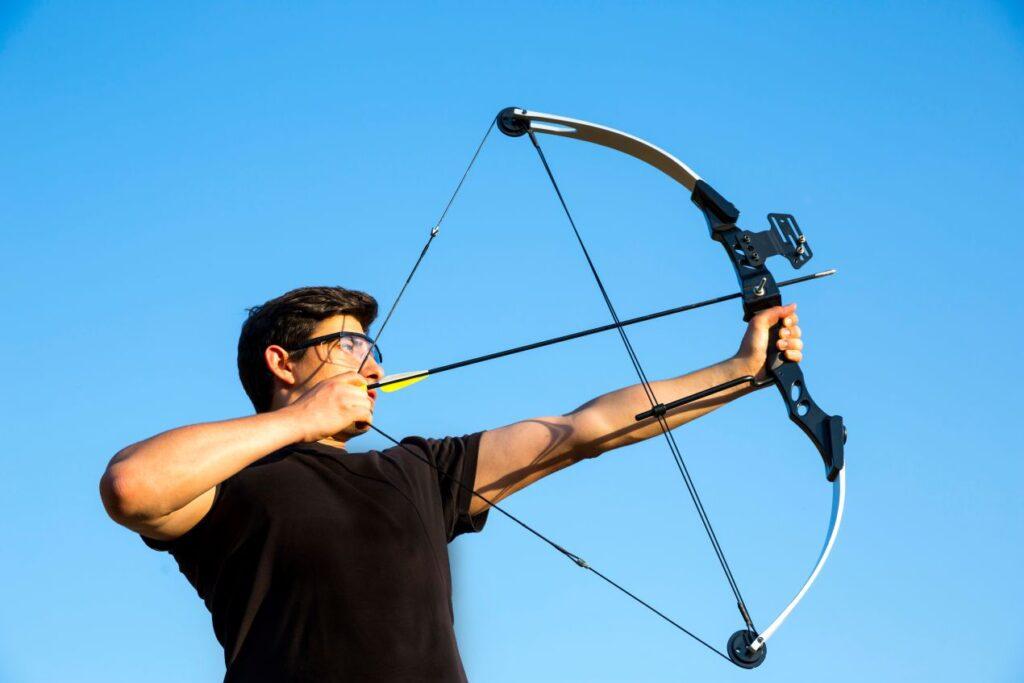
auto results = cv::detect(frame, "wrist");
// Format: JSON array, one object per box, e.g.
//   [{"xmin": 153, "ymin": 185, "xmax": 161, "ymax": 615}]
[
  {"xmin": 726, "ymin": 354, "xmax": 760, "ymax": 380},
  {"xmin": 265, "ymin": 403, "xmax": 313, "ymax": 445}
]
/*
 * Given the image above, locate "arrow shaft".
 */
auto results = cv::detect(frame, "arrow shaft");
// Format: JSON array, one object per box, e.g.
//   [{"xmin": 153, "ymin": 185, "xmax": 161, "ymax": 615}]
[{"xmin": 368, "ymin": 269, "xmax": 835, "ymax": 391}]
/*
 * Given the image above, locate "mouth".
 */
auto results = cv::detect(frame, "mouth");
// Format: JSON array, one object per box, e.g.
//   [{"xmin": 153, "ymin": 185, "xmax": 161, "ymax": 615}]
[{"xmin": 368, "ymin": 389, "xmax": 378, "ymax": 402}]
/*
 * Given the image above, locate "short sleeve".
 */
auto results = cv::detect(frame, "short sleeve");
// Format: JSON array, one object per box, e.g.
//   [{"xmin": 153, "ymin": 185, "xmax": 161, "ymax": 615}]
[
  {"xmin": 138, "ymin": 478, "xmax": 232, "ymax": 553},
  {"xmin": 415, "ymin": 432, "xmax": 489, "ymax": 540}
]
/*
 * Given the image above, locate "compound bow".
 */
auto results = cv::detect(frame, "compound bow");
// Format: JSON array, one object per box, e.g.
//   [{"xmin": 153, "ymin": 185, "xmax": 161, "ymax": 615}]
[{"xmin": 366, "ymin": 107, "xmax": 847, "ymax": 669}]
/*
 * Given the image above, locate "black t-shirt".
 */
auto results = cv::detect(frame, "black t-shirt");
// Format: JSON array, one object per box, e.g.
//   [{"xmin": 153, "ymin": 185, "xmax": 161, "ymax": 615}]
[{"xmin": 141, "ymin": 433, "xmax": 488, "ymax": 682}]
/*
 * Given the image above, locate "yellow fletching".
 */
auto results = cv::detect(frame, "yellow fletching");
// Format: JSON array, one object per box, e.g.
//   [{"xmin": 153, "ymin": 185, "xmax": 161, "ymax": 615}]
[{"xmin": 377, "ymin": 371, "xmax": 429, "ymax": 393}]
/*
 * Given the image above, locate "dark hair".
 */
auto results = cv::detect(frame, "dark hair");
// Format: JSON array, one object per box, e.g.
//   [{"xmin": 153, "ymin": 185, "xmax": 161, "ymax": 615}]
[{"xmin": 237, "ymin": 286, "xmax": 378, "ymax": 413}]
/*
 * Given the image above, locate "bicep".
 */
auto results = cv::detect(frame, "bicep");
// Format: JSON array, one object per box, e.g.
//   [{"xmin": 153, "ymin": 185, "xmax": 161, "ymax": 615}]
[
  {"xmin": 121, "ymin": 486, "xmax": 218, "ymax": 542},
  {"xmin": 472, "ymin": 415, "xmax": 582, "ymax": 514}
]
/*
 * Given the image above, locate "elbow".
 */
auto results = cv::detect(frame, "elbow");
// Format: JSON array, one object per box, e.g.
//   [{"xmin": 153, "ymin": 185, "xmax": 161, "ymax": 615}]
[
  {"xmin": 567, "ymin": 407, "xmax": 649, "ymax": 458},
  {"xmin": 566, "ymin": 411, "xmax": 613, "ymax": 460},
  {"xmin": 99, "ymin": 459, "xmax": 155, "ymax": 524}
]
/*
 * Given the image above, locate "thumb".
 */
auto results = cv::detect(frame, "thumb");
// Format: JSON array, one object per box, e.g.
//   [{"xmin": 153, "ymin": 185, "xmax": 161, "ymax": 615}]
[{"xmin": 757, "ymin": 303, "xmax": 797, "ymax": 329}]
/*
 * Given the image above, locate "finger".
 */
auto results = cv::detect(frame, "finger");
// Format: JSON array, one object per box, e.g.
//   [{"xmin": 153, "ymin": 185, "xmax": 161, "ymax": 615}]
[
  {"xmin": 352, "ymin": 400, "xmax": 374, "ymax": 421},
  {"xmin": 761, "ymin": 303, "xmax": 797, "ymax": 328},
  {"xmin": 778, "ymin": 337, "xmax": 803, "ymax": 352},
  {"xmin": 779, "ymin": 325, "xmax": 802, "ymax": 340},
  {"xmin": 783, "ymin": 348, "xmax": 803, "ymax": 362},
  {"xmin": 349, "ymin": 392, "xmax": 374, "ymax": 410},
  {"xmin": 753, "ymin": 305, "xmax": 784, "ymax": 331},
  {"xmin": 341, "ymin": 372, "xmax": 369, "ymax": 388}
]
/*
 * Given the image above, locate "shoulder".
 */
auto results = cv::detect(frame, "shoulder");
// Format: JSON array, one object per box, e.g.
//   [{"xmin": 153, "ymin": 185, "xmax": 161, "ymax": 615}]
[
  {"xmin": 386, "ymin": 433, "xmax": 483, "ymax": 469},
  {"xmin": 137, "ymin": 447, "xmax": 294, "ymax": 549}
]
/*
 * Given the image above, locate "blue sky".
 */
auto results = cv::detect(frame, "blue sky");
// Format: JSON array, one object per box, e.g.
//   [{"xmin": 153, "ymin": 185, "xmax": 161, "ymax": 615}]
[{"xmin": 1, "ymin": 2, "xmax": 1022, "ymax": 681}]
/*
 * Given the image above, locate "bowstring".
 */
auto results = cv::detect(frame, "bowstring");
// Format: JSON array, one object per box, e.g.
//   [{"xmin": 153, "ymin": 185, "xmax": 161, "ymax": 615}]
[
  {"xmin": 369, "ymin": 424, "xmax": 730, "ymax": 661},
  {"xmin": 358, "ymin": 118, "xmax": 496, "ymax": 374},
  {"xmin": 347, "ymin": 114, "xmax": 738, "ymax": 662}
]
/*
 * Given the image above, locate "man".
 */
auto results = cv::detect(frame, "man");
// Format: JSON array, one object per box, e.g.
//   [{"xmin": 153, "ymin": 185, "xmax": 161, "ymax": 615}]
[{"xmin": 99, "ymin": 285, "xmax": 804, "ymax": 682}]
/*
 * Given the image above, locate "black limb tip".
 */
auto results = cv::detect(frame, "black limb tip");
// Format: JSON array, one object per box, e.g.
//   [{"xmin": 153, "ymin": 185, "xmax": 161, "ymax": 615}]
[
  {"xmin": 497, "ymin": 107, "xmax": 528, "ymax": 137},
  {"xmin": 727, "ymin": 630, "xmax": 767, "ymax": 669}
]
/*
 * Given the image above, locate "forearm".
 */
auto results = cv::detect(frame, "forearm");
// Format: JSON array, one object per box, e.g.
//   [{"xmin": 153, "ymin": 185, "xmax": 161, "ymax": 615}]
[
  {"xmin": 568, "ymin": 356, "xmax": 755, "ymax": 456},
  {"xmin": 101, "ymin": 408, "xmax": 304, "ymax": 521}
]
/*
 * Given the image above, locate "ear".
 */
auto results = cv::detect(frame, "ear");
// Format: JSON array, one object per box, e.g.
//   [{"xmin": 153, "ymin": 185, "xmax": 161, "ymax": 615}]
[{"xmin": 265, "ymin": 345, "xmax": 299, "ymax": 387}]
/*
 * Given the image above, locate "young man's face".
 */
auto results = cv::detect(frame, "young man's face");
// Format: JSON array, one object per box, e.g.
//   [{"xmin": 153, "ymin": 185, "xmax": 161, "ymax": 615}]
[{"xmin": 287, "ymin": 314, "xmax": 385, "ymax": 407}]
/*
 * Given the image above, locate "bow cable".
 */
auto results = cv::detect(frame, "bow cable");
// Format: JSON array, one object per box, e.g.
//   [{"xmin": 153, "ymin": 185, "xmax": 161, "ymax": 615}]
[{"xmin": 523, "ymin": 130, "xmax": 757, "ymax": 633}]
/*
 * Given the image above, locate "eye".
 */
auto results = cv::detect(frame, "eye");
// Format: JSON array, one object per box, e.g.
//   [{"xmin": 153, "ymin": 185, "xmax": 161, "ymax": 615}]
[{"xmin": 338, "ymin": 338, "xmax": 358, "ymax": 353}]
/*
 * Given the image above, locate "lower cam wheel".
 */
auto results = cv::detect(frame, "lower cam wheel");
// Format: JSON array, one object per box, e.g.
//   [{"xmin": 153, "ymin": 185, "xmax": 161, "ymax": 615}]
[{"xmin": 727, "ymin": 630, "xmax": 767, "ymax": 669}]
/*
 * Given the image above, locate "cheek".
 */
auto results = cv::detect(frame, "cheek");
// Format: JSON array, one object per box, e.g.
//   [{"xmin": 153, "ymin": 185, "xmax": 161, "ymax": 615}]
[
  {"xmin": 311, "ymin": 364, "xmax": 343, "ymax": 383},
  {"xmin": 291, "ymin": 357, "xmax": 328, "ymax": 386},
  {"xmin": 305, "ymin": 358, "xmax": 357, "ymax": 383}
]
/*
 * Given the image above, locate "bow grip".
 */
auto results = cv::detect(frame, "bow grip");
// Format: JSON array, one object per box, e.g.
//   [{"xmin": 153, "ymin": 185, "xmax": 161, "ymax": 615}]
[{"xmin": 766, "ymin": 322, "xmax": 845, "ymax": 482}]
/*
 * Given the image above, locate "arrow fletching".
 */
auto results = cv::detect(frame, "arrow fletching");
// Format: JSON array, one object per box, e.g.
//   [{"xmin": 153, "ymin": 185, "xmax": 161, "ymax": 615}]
[{"xmin": 374, "ymin": 371, "xmax": 429, "ymax": 393}]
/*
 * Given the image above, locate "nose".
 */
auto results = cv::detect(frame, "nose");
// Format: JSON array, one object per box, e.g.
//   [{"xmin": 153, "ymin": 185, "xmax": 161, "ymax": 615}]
[{"xmin": 361, "ymin": 353, "xmax": 383, "ymax": 382}]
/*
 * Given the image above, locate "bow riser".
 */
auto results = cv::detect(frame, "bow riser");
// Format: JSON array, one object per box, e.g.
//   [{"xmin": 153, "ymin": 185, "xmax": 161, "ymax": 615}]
[{"xmin": 691, "ymin": 179, "xmax": 845, "ymax": 482}]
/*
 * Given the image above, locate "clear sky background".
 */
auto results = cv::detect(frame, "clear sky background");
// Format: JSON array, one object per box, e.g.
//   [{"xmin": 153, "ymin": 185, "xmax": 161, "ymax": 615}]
[{"xmin": 1, "ymin": 2, "xmax": 1022, "ymax": 681}]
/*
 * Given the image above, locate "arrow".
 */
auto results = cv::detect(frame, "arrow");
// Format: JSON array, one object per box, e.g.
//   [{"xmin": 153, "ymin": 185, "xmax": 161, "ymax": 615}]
[{"xmin": 369, "ymin": 268, "xmax": 836, "ymax": 393}]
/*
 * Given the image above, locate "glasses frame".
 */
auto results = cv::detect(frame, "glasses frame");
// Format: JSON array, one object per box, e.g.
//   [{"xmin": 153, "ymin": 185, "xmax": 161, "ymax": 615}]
[{"xmin": 285, "ymin": 331, "xmax": 383, "ymax": 365}]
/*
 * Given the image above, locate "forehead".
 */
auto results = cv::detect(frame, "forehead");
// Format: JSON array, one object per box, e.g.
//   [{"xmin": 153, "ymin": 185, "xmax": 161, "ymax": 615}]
[{"xmin": 310, "ymin": 314, "xmax": 366, "ymax": 337}]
